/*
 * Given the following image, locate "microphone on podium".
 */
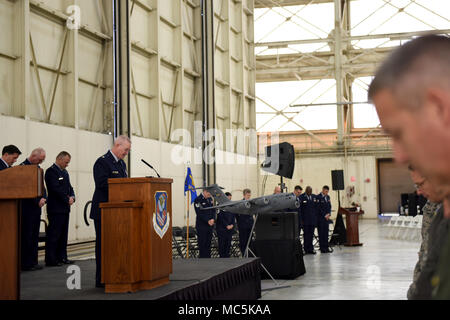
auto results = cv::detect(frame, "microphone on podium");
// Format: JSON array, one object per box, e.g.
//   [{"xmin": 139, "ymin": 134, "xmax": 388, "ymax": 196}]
[{"xmin": 141, "ymin": 159, "xmax": 161, "ymax": 178}]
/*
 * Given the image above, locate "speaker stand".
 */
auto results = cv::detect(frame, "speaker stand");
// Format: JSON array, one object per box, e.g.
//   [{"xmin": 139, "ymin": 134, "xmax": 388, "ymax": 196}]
[
  {"xmin": 338, "ymin": 190, "xmax": 341, "ymax": 208},
  {"xmin": 278, "ymin": 177, "xmax": 287, "ymax": 193},
  {"xmin": 243, "ymin": 213, "xmax": 291, "ymax": 292}
]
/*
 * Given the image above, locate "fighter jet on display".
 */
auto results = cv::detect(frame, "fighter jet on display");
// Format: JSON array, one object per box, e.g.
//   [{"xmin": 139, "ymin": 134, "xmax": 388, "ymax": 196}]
[{"xmin": 197, "ymin": 184, "xmax": 299, "ymax": 215}]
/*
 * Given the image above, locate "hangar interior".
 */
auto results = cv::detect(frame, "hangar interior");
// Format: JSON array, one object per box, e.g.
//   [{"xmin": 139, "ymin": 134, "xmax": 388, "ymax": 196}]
[{"xmin": 0, "ymin": 0, "xmax": 449, "ymax": 300}]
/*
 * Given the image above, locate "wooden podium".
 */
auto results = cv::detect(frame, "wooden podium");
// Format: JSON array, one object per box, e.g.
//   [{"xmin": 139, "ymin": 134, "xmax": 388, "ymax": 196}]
[
  {"xmin": 338, "ymin": 207, "xmax": 364, "ymax": 246},
  {"xmin": 100, "ymin": 177, "xmax": 173, "ymax": 293},
  {"xmin": 0, "ymin": 165, "xmax": 44, "ymax": 300}
]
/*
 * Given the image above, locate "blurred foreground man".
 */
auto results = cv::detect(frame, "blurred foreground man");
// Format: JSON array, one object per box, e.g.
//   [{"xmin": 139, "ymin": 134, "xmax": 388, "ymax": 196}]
[
  {"xmin": 90, "ymin": 135, "xmax": 130, "ymax": 288},
  {"xmin": 369, "ymin": 35, "xmax": 450, "ymax": 299}
]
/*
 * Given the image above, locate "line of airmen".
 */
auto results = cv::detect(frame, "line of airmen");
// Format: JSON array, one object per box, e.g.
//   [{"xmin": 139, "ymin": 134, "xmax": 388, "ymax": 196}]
[
  {"xmin": 1, "ymin": 145, "xmax": 75, "ymax": 271},
  {"xmin": 294, "ymin": 185, "xmax": 333, "ymax": 254},
  {"xmin": 3, "ymin": 137, "xmax": 131, "ymax": 288},
  {"xmin": 194, "ymin": 188, "xmax": 254, "ymax": 259},
  {"xmin": 193, "ymin": 184, "xmax": 333, "ymax": 259}
]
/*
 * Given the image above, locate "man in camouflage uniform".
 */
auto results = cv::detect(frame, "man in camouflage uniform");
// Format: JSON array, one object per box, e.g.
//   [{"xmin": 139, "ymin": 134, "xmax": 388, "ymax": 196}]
[
  {"xmin": 433, "ymin": 227, "xmax": 450, "ymax": 299},
  {"xmin": 407, "ymin": 166, "xmax": 444, "ymax": 299},
  {"xmin": 369, "ymin": 35, "xmax": 450, "ymax": 299}
]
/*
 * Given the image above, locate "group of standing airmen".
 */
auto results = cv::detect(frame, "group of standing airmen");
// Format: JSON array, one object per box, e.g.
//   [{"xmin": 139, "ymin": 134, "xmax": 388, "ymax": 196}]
[
  {"xmin": 193, "ymin": 184, "xmax": 333, "ymax": 260},
  {"xmin": 1, "ymin": 145, "xmax": 75, "ymax": 271},
  {"xmin": 194, "ymin": 188, "xmax": 254, "ymax": 259},
  {"xmin": 294, "ymin": 185, "xmax": 333, "ymax": 255}
]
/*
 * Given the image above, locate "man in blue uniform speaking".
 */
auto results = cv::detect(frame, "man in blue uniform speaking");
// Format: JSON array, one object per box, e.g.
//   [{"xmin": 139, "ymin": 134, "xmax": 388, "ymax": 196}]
[
  {"xmin": 44, "ymin": 151, "xmax": 76, "ymax": 266},
  {"xmin": 90, "ymin": 135, "xmax": 131, "ymax": 288},
  {"xmin": 216, "ymin": 192, "xmax": 236, "ymax": 258},
  {"xmin": 299, "ymin": 186, "xmax": 317, "ymax": 254},
  {"xmin": 317, "ymin": 185, "xmax": 333, "ymax": 253},
  {"xmin": 194, "ymin": 189, "xmax": 215, "ymax": 258}
]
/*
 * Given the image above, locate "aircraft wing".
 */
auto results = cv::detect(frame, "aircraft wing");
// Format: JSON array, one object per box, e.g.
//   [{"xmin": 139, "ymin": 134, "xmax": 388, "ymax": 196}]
[{"xmin": 200, "ymin": 199, "xmax": 248, "ymax": 210}]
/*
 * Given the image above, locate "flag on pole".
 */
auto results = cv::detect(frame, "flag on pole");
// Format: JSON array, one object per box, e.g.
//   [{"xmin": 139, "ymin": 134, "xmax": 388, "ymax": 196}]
[{"xmin": 184, "ymin": 167, "xmax": 197, "ymax": 204}]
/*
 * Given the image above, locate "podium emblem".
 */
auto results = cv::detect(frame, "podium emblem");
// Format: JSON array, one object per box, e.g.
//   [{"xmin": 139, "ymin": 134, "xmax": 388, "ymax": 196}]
[{"xmin": 153, "ymin": 191, "xmax": 170, "ymax": 239}]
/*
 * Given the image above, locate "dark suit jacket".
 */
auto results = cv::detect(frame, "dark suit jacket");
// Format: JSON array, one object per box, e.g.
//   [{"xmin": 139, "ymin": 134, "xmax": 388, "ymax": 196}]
[
  {"xmin": 317, "ymin": 193, "xmax": 331, "ymax": 222},
  {"xmin": 20, "ymin": 159, "xmax": 47, "ymax": 215},
  {"xmin": 45, "ymin": 164, "xmax": 75, "ymax": 214},
  {"xmin": 0, "ymin": 159, "xmax": 9, "ymax": 171},
  {"xmin": 236, "ymin": 198, "xmax": 254, "ymax": 230},
  {"xmin": 299, "ymin": 193, "xmax": 318, "ymax": 226},
  {"xmin": 217, "ymin": 210, "xmax": 236, "ymax": 233},
  {"xmin": 194, "ymin": 194, "xmax": 215, "ymax": 230},
  {"xmin": 89, "ymin": 151, "xmax": 127, "ymax": 220}
]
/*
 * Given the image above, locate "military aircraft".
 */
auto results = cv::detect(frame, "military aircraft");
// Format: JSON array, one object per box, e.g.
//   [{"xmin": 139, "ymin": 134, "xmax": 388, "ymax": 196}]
[{"xmin": 197, "ymin": 184, "xmax": 299, "ymax": 215}]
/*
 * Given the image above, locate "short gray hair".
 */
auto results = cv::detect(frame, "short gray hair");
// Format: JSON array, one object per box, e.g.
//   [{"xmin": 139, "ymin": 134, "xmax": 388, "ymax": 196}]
[
  {"xmin": 114, "ymin": 135, "xmax": 131, "ymax": 145},
  {"xmin": 368, "ymin": 35, "xmax": 450, "ymax": 109},
  {"xmin": 56, "ymin": 151, "xmax": 71, "ymax": 160},
  {"xmin": 31, "ymin": 148, "xmax": 45, "ymax": 157}
]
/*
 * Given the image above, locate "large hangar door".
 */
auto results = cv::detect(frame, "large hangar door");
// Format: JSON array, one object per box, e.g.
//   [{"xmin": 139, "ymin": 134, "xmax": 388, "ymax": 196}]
[{"xmin": 377, "ymin": 159, "xmax": 415, "ymax": 214}]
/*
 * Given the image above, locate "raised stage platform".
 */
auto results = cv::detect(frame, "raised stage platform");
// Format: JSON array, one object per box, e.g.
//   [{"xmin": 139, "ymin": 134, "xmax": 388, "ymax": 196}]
[{"xmin": 20, "ymin": 258, "xmax": 261, "ymax": 300}]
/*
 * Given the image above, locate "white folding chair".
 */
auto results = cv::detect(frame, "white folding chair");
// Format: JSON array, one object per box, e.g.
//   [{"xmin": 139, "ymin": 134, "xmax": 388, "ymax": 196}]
[
  {"xmin": 394, "ymin": 216, "xmax": 407, "ymax": 239},
  {"xmin": 387, "ymin": 216, "xmax": 399, "ymax": 239},
  {"xmin": 405, "ymin": 215, "xmax": 419, "ymax": 241},
  {"xmin": 400, "ymin": 216, "xmax": 415, "ymax": 240},
  {"xmin": 413, "ymin": 215, "xmax": 423, "ymax": 242}
]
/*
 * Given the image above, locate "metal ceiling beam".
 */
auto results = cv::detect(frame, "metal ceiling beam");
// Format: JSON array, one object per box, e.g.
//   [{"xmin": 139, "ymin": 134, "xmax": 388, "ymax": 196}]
[
  {"xmin": 255, "ymin": 0, "xmax": 336, "ymax": 8},
  {"xmin": 255, "ymin": 46, "xmax": 393, "ymax": 81},
  {"xmin": 255, "ymin": 29, "xmax": 450, "ymax": 48}
]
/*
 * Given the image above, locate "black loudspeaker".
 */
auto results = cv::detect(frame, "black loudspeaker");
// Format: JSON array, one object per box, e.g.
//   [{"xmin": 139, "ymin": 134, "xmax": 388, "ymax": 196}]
[
  {"xmin": 255, "ymin": 211, "xmax": 298, "ymax": 241},
  {"xmin": 408, "ymin": 193, "xmax": 418, "ymax": 216},
  {"xmin": 253, "ymin": 239, "xmax": 305, "ymax": 279},
  {"xmin": 252, "ymin": 212, "xmax": 305, "ymax": 279},
  {"xmin": 331, "ymin": 170, "xmax": 344, "ymax": 190},
  {"xmin": 261, "ymin": 142, "xmax": 295, "ymax": 179}
]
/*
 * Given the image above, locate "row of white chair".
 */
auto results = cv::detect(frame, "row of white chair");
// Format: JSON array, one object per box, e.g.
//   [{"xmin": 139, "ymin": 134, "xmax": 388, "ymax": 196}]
[{"xmin": 382, "ymin": 215, "xmax": 423, "ymax": 241}]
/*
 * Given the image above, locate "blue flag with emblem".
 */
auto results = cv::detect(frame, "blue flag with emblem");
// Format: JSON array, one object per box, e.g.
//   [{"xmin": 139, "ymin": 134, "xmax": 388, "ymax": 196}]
[{"xmin": 184, "ymin": 167, "xmax": 197, "ymax": 204}]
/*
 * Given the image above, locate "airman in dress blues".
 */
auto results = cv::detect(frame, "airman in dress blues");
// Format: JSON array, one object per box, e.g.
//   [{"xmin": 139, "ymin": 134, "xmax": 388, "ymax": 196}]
[
  {"xmin": 293, "ymin": 185, "xmax": 303, "ymax": 233},
  {"xmin": 194, "ymin": 189, "xmax": 215, "ymax": 258},
  {"xmin": 20, "ymin": 148, "xmax": 47, "ymax": 271},
  {"xmin": 299, "ymin": 186, "xmax": 317, "ymax": 254},
  {"xmin": 44, "ymin": 151, "xmax": 76, "ymax": 266},
  {"xmin": 317, "ymin": 185, "xmax": 333, "ymax": 253},
  {"xmin": 216, "ymin": 192, "xmax": 236, "ymax": 258},
  {"xmin": 90, "ymin": 135, "xmax": 131, "ymax": 287},
  {"xmin": 236, "ymin": 188, "xmax": 254, "ymax": 257}
]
